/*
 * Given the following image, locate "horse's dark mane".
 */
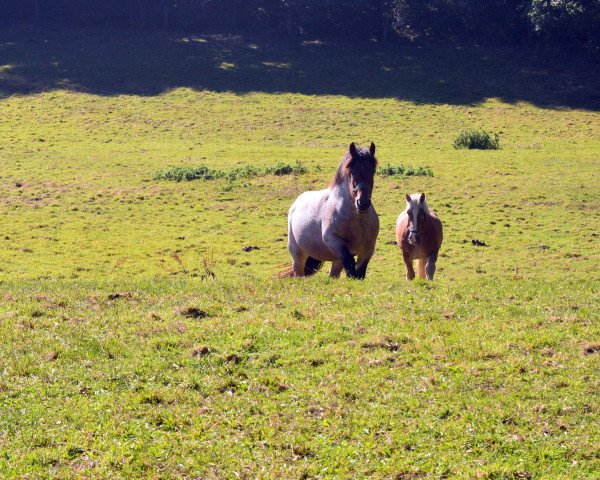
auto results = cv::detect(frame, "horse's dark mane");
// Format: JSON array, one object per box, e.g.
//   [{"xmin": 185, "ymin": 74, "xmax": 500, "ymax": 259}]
[{"xmin": 329, "ymin": 148, "xmax": 377, "ymax": 188}]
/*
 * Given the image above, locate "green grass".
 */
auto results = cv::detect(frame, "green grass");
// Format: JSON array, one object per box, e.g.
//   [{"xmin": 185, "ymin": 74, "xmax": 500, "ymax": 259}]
[{"xmin": 0, "ymin": 27, "xmax": 599, "ymax": 478}]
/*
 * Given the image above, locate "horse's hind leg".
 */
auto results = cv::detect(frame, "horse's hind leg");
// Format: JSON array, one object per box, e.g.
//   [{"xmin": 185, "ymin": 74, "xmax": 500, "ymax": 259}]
[
  {"xmin": 329, "ymin": 261, "xmax": 343, "ymax": 278},
  {"xmin": 288, "ymin": 227, "xmax": 307, "ymax": 277},
  {"xmin": 425, "ymin": 252, "xmax": 439, "ymax": 280},
  {"xmin": 291, "ymin": 252, "xmax": 308, "ymax": 277}
]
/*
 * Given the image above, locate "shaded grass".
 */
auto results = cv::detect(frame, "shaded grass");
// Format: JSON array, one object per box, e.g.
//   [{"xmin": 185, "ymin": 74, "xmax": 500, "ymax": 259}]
[{"xmin": 1, "ymin": 26, "xmax": 599, "ymax": 110}]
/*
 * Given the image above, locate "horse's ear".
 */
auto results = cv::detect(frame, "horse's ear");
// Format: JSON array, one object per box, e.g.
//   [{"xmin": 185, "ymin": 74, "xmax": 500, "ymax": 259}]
[
  {"xmin": 405, "ymin": 193, "xmax": 412, "ymax": 203},
  {"xmin": 369, "ymin": 142, "xmax": 375, "ymax": 157},
  {"xmin": 419, "ymin": 193, "xmax": 426, "ymax": 204},
  {"xmin": 349, "ymin": 142, "xmax": 358, "ymax": 158}
]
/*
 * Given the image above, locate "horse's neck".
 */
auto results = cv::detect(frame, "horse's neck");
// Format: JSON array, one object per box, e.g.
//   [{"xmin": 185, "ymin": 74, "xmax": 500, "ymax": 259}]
[{"xmin": 329, "ymin": 182, "xmax": 352, "ymax": 204}]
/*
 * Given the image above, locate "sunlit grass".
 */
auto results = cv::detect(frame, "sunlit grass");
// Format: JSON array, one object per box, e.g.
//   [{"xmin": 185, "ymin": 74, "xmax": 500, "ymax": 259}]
[{"xmin": 0, "ymin": 28, "xmax": 598, "ymax": 478}]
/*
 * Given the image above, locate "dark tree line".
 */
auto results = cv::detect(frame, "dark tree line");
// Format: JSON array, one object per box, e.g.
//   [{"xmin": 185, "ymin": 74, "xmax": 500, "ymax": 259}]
[{"xmin": 1, "ymin": 0, "xmax": 599, "ymax": 49}]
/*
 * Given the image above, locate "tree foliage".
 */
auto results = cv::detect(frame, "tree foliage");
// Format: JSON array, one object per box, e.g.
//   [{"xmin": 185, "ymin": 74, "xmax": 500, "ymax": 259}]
[{"xmin": 0, "ymin": 0, "xmax": 598, "ymax": 50}]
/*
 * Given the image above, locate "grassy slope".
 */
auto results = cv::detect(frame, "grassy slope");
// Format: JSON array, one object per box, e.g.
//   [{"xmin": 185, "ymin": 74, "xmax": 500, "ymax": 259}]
[{"xmin": 0, "ymin": 28, "xmax": 599, "ymax": 478}]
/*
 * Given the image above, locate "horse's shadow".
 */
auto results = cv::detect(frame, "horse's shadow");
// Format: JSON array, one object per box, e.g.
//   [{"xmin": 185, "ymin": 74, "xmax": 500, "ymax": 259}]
[{"xmin": 1, "ymin": 25, "xmax": 599, "ymax": 110}]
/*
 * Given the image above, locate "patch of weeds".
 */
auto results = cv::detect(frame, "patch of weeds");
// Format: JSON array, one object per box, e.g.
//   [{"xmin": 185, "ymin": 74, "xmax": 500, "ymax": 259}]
[
  {"xmin": 155, "ymin": 161, "xmax": 307, "ymax": 182},
  {"xmin": 453, "ymin": 129, "xmax": 500, "ymax": 149},
  {"xmin": 155, "ymin": 165, "xmax": 218, "ymax": 181},
  {"xmin": 264, "ymin": 160, "xmax": 307, "ymax": 176},
  {"xmin": 221, "ymin": 164, "xmax": 261, "ymax": 181},
  {"xmin": 378, "ymin": 164, "xmax": 433, "ymax": 177}
]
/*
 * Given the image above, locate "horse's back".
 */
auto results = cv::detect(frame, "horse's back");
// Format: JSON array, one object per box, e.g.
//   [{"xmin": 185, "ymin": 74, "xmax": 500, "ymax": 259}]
[{"xmin": 289, "ymin": 189, "xmax": 329, "ymax": 226}]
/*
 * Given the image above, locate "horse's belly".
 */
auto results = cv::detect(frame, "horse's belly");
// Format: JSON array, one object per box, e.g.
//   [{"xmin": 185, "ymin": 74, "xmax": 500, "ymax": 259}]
[
  {"xmin": 289, "ymin": 191, "xmax": 337, "ymax": 261},
  {"xmin": 291, "ymin": 219, "xmax": 337, "ymax": 261}
]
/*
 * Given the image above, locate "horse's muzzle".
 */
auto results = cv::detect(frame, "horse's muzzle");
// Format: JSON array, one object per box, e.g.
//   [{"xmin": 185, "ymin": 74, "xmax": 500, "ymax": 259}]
[
  {"xmin": 408, "ymin": 230, "xmax": 421, "ymax": 245},
  {"xmin": 356, "ymin": 198, "xmax": 371, "ymax": 213}
]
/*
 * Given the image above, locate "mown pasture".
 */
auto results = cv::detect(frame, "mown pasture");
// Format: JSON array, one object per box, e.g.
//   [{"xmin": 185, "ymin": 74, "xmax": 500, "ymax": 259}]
[{"xmin": 0, "ymin": 27, "xmax": 599, "ymax": 478}]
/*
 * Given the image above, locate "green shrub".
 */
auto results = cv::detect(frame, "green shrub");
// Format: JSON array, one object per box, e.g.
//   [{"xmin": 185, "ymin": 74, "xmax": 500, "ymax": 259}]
[
  {"xmin": 155, "ymin": 161, "xmax": 307, "ymax": 182},
  {"xmin": 264, "ymin": 161, "xmax": 307, "ymax": 176},
  {"xmin": 453, "ymin": 130, "xmax": 500, "ymax": 150},
  {"xmin": 378, "ymin": 164, "xmax": 433, "ymax": 177},
  {"xmin": 154, "ymin": 165, "xmax": 217, "ymax": 182},
  {"xmin": 221, "ymin": 165, "xmax": 261, "ymax": 181}
]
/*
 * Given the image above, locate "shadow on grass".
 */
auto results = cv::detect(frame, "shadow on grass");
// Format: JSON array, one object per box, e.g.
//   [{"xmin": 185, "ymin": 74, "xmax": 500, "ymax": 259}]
[{"xmin": 1, "ymin": 25, "xmax": 599, "ymax": 109}]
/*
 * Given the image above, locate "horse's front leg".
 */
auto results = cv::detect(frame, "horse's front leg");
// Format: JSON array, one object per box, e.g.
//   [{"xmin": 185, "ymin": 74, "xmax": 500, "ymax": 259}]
[
  {"xmin": 323, "ymin": 234, "xmax": 357, "ymax": 278},
  {"xmin": 355, "ymin": 258, "xmax": 370, "ymax": 279},
  {"xmin": 355, "ymin": 244, "xmax": 375, "ymax": 279},
  {"xmin": 403, "ymin": 251, "xmax": 415, "ymax": 280}
]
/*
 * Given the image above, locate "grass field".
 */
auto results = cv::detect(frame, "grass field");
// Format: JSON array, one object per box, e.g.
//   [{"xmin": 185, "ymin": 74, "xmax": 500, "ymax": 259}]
[{"xmin": 0, "ymin": 27, "xmax": 599, "ymax": 478}]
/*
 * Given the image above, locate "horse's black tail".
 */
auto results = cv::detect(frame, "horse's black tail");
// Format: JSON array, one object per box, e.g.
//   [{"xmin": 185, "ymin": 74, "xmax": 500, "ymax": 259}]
[{"xmin": 304, "ymin": 256, "xmax": 324, "ymax": 276}]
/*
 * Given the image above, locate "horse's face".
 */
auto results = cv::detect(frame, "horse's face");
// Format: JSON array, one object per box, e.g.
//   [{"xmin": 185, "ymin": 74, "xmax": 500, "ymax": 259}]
[
  {"xmin": 348, "ymin": 142, "xmax": 377, "ymax": 214},
  {"xmin": 406, "ymin": 193, "xmax": 427, "ymax": 245}
]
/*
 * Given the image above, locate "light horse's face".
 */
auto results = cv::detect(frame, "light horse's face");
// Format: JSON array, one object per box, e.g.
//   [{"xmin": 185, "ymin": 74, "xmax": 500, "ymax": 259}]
[
  {"xmin": 406, "ymin": 193, "xmax": 427, "ymax": 245},
  {"xmin": 347, "ymin": 142, "xmax": 377, "ymax": 214}
]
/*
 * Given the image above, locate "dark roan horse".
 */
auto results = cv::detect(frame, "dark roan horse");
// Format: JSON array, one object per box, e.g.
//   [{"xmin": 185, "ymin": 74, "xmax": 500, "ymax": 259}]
[
  {"xmin": 396, "ymin": 193, "xmax": 443, "ymax": 280},
  {"xmin": 284, "ymin": 142, "xmax": 379, "ymax": 279}
]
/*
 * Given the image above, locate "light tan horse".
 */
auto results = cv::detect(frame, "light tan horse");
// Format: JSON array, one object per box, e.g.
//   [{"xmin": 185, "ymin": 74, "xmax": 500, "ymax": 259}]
[
  {"xmin": 284, "ymin": 142, "xmax": 379, "ymax": 279},
  {"xmin": 396, "ymin": 193, "xmax": 443, "ymax": 280}
]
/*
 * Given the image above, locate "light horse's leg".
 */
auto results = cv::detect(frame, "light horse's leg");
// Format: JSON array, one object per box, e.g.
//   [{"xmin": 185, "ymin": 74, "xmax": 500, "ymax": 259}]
[
  {"xmin": 416, "ymin": 258, "xmax": 426, "ymax": 279},
  {"xmin": 403, "ymin": 251, "xmax": 415, "ymax": 280},
  {"xmin": 329, "ymin": 261, "xmax": 343, "ymax": 278},
  {"xmin": 425, "ymin": 251, "xmax": 439, "ymax": 280}
]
